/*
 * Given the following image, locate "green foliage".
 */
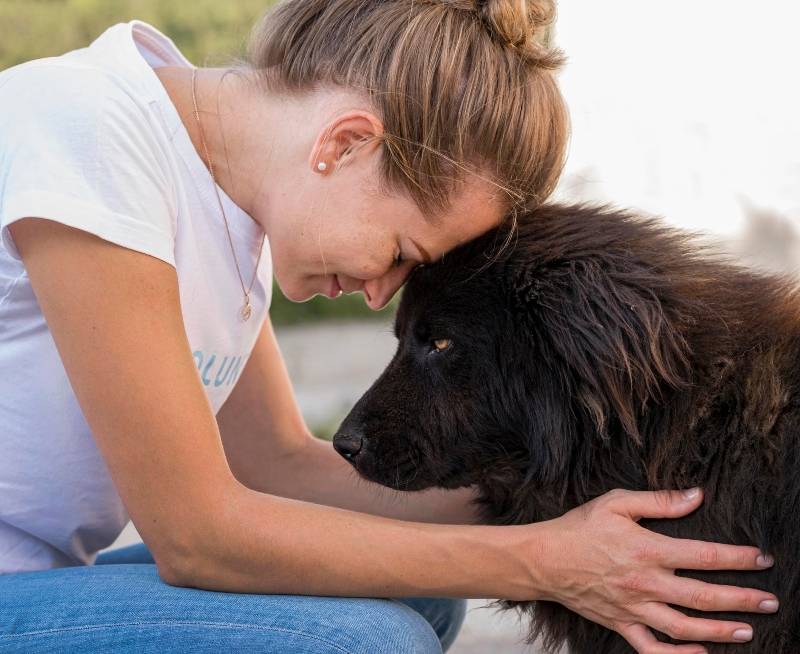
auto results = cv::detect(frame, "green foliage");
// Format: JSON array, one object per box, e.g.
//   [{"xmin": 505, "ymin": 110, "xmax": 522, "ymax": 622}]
[{"xmin": 0, "ymin": 0, "xmax": 273, "ymax": 70}]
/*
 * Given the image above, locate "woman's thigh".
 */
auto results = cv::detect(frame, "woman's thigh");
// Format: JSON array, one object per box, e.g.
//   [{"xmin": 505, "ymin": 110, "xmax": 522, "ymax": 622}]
[{"xmin": 0, "ymin": 544, "xmax": 465, "ymax": 654}]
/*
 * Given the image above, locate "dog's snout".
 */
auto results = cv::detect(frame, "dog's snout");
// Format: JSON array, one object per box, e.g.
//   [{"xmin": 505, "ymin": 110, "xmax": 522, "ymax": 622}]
[{"xmin": 333, "ymin": 432, "xmax": 364, "ymax": 459}]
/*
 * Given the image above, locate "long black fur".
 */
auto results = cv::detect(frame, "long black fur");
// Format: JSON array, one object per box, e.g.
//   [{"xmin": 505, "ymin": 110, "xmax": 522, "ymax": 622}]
[{"xmin": 333, "ymin": 203, "xmax": 800, "ymax": 653}]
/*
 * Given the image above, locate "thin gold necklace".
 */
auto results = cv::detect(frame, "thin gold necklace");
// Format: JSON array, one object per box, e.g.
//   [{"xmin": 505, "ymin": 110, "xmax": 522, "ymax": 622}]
[{"xmin": 191, "ymin": 67, "xmax": 265, "ymax": 322}]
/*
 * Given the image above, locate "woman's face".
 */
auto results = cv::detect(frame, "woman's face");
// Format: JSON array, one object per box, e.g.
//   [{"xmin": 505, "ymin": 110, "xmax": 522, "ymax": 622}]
[
  {"xmin": 166, "ymin": 68, "xmax": 507, "ymax": 309},
  {"xmin": 266, "ymin": 155, "xmax": 505, "ymax": 310}
]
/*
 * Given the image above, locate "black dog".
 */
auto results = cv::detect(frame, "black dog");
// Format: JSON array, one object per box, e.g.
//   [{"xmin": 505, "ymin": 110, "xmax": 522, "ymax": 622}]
[{"xmin": 333, "ymin": 203, "xmax": 800, "ymax": 653}]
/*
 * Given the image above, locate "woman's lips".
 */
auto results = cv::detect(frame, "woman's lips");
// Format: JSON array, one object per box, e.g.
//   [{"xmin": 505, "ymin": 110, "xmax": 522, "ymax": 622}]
[
  {"xmin": 326, "ymin": 276, "xmax": 371, "ymax": 303},
  {"xmin": 326, "ymin": 275, "xmax": 342, "ymax": 299}
]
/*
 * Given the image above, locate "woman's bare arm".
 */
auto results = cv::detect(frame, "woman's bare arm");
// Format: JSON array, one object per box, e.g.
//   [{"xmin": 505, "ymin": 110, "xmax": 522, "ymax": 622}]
[
  {"xmin": 216, "ymin": 316, "xmax": 481, "ymax": 524},
  {"xmin": 9, "ymin": 218, "xmax": 233, "ymax": 575}
]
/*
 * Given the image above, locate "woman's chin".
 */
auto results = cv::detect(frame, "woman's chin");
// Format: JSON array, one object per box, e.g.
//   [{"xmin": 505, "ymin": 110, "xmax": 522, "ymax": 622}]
[{"xmin": 277, "ymin": 284, "xmax": 314, "ymax": 303}]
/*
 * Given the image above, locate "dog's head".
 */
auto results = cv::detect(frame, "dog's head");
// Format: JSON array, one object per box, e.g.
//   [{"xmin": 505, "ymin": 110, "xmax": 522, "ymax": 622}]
[{"xmin": 333, "ymin": 204, "xmax": 697, "ymax": 493}]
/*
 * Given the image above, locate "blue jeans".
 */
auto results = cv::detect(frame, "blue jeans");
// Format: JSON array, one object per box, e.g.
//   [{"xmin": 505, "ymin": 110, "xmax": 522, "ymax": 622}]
[{"xmin": 0, "ymin": 542, "xmax": 466, "ymax": 653}]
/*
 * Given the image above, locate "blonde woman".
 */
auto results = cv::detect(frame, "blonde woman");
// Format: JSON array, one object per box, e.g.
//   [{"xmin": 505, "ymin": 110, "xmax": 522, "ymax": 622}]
[{"xmin": 0, "ymin": 2, "xmax": 777, "ymax": 653}]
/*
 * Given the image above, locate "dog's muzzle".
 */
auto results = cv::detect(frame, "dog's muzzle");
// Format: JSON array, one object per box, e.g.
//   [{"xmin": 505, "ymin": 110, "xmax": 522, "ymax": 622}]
[{"xmin": 333, "ymin": 432, "xmax": 363, "ymax": 460}]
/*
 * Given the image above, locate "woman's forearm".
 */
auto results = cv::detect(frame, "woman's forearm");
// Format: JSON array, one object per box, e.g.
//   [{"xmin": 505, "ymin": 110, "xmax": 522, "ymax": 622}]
[
  {"xmin": 232, "ymin": 433, "xmax": 483, "ymax": 525},
  {"xmin": 175, "ymin": 480, "xmax": 539, "ymax": 600},
  {"xmin": 168, "ymin": 482, "xmax": 780, "ymax": 653}
]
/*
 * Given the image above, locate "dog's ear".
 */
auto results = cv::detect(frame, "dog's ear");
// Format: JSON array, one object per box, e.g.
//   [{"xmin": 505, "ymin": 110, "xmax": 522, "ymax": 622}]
[{"xmin": 510, "ymin": 256, "xmax": 692, "ymax": 443}]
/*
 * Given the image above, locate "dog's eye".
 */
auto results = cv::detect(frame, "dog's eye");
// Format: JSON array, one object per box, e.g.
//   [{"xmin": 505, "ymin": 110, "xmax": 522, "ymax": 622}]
[{"xmin": 431, "ymin": 338, "xmax": 452, "ymax": 352}]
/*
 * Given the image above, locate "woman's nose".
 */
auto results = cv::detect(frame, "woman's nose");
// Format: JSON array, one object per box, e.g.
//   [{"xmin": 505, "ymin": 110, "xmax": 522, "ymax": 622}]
[
  {"xmin": 363, "ymin": 283, "xmax": 394, "ymax": 310},
  {"xmin": 363, "ymin": 276, "xmax": 401, "ymax": 310},
  {"xmin": 362, "ymin": 261, "xmax": 416, "ymax": 310}
]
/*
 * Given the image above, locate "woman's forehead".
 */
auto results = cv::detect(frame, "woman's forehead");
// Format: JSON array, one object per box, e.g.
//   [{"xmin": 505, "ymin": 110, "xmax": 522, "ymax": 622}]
[{"xmin": 415, "ymin": 178, "xmax": 506, "ymax": 259}]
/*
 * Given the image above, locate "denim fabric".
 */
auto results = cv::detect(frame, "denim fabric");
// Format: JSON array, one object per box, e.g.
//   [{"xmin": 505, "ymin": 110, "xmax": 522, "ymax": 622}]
[{"xmin": 0, "ymin": 542, "xmax": 466, "ymax": 653}]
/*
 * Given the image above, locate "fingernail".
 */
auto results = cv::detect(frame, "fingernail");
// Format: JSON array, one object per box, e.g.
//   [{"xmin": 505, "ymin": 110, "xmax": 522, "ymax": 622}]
[
  {"xmin": 681, "ymin": 487, "xmax": 700, "ymax": 500},
  {"xmin": 759, "ymin": 599, "xmax": 779, "ymax": 612},
  {"xmin": 757, "ymin": 554, "xmax": 774, "ymax": 568},
  {"xmin": 733, "ymin": 628, "xmax": 753, "ymax": 642}
]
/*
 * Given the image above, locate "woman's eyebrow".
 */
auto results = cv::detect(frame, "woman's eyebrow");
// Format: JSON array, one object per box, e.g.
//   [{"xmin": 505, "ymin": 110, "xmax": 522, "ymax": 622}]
[{"xmin": 409, "ymin": 237, "xmax": 432, "ymax": 264}]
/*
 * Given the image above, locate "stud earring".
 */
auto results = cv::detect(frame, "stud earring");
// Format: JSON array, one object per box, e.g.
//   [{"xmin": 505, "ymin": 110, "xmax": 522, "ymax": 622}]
[{"xmin": 317, "ymin": 162, "xmax": 327, "ymax": 172}]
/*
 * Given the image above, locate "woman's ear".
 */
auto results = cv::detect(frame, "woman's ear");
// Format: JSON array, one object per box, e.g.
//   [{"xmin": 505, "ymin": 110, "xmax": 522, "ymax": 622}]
[{"xmin": 310, "ymin": 111, "xmax": 384, "ymax": 174}]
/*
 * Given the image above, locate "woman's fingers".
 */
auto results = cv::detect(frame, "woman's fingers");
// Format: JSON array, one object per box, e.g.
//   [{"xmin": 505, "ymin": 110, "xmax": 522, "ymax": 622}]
[
  {"xmin": 603, "ymin": 488, "xmax": 705, "ymax": 521},
  {"xmin": 657, "ymin": 535, "xmax": 774, "ymax": 572},
  {"xmin": 639, "ymin": 603, "xmax": 754, "ymax": 644},
  {"xmin": 544, "ymin": 489, "xmax": 777, "ymax": 652},
  {"xmin": 619, "ymin": 622, "xmax": 707, "ymax": 654},
  {"xmin": 602, "ymin": 489, "xmax": 774, "ymax": 572},
  {"xmin": 658, "ymin": 574, "xmax": 779, "ymax": 614}
]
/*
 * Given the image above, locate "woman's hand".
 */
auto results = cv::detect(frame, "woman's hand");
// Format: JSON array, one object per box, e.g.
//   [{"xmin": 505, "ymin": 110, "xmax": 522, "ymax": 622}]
[{"xmin": 534, "ymin": 488, "xmax": 778, "ymax": 654}]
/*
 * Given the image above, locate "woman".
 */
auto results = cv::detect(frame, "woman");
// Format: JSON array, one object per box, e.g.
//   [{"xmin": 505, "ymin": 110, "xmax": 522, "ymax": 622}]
[{"xmin": 0, "ymin": 1, "xmax": 778, "ymax": 653}]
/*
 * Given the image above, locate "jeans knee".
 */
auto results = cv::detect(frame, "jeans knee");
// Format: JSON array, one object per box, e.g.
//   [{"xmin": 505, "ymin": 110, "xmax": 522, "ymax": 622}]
[
  {"xmin": 352, "ymin": 600, "xmax": 443, "ymax": 654},
  {"xmin": 398, "ymin": 597, "xmax": 466, "ymax": 652}
]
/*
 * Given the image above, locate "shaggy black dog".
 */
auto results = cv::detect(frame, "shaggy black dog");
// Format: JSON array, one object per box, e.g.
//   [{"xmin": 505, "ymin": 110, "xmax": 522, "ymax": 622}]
[{"xmin": 332, "ymin": 203, "xmax": 800, "ymax": 653}]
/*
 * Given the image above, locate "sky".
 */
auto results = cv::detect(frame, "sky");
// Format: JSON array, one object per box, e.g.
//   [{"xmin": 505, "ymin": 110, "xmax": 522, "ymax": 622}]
[{"xmin": 552, "ymin": 1, "xmax": 800, "ymax": 238}]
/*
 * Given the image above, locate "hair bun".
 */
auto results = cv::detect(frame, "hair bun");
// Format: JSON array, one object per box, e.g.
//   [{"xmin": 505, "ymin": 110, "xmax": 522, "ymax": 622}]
[{"xmin": 477, "ymin": 0, "xmax": 558, "ymax": 65}]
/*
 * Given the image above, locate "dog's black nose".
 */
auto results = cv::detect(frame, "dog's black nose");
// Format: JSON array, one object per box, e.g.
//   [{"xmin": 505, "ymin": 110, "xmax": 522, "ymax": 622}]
[{"xmin": 333, "ymin": 433, "xmax": 363, "ymax": 459}]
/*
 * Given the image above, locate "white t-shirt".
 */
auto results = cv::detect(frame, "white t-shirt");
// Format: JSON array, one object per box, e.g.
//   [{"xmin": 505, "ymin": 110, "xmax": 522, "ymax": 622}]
[{"xmin": 0, "ymin": 20, "xmax": 272, "ymax": 573}]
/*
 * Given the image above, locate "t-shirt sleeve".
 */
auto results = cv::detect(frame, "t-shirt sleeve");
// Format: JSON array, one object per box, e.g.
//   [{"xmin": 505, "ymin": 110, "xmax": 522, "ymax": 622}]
[{"xmin": 0, "ymin": 64, "xmax": 177, "ymax": 266}]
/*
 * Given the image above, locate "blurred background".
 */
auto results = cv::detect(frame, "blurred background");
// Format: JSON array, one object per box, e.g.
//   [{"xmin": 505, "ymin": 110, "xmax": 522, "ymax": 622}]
[{"xmin": 3, "ymin": 1, "xmax": 798, "ymax": 652}]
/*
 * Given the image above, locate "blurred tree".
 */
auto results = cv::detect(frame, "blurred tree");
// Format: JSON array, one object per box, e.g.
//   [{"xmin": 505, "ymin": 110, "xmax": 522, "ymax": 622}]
[{"xmin": 0, "ymin": 0, "xmax": 271, "ymax": 69}]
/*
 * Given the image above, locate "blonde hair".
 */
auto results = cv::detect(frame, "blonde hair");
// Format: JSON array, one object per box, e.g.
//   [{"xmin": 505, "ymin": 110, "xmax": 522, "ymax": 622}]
[{"xmin": 246, "ymin": 0, "xmax": 569, "ymax": 216}]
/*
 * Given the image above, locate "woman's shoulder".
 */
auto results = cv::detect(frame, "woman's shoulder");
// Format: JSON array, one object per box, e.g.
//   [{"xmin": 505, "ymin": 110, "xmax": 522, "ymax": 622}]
[
  {"xmin": 0, "ymin": 58, "xmax": 178, "ymax": 270},
  {"xmin": 0, "ymin": 60, "xmax": 159, "ymax": 146}
]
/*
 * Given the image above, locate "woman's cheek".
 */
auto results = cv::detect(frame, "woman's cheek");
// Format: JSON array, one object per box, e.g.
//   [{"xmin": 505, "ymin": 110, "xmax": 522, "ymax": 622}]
[{"xmin": 347, "ymin": 257, "xmax": 388, "ymax": 282}]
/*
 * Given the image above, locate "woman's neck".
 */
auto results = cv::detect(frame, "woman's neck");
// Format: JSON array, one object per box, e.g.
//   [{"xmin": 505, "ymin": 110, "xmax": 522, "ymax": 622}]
[{"xmin": 154, "ymin": 66, "xmax": 272, "ymax": 223}]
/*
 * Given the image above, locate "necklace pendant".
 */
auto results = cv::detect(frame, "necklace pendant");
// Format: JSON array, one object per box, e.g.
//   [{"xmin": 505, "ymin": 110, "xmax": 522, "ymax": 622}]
[{"xmin": 240, "ymin": 299, "xmax": 252, "ymax": 322}]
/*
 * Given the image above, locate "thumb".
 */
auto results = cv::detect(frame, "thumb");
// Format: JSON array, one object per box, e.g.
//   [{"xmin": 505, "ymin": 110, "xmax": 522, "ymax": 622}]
[{"xmin": 606, "ymin": 488, "xmax": 704, "ymax": 521}]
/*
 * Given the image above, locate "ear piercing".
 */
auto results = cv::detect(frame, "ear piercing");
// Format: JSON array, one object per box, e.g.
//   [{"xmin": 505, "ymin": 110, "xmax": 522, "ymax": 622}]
[{"xmin": 317, "ymin": 161, "xmax": 327, "ymax": 171}]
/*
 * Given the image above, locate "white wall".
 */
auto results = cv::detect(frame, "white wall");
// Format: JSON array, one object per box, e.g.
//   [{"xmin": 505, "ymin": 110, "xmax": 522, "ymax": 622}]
[{"xmin": 552, "ymin": 1, "xmax": 800, "ymax": 243}]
